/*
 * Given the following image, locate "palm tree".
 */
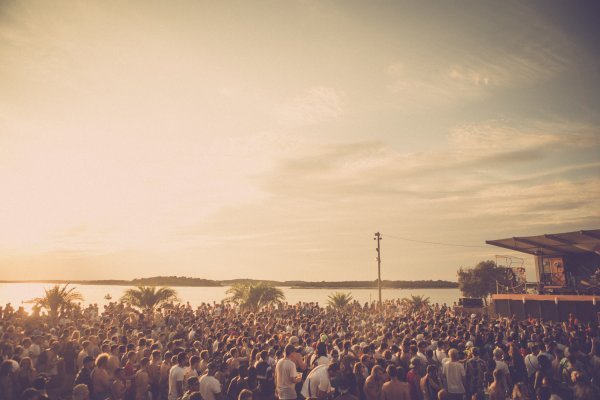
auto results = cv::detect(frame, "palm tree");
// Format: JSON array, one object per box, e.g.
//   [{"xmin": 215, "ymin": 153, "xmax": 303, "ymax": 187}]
[
  {"xmin": 27, "ymin": 284, "xmax": 84, "ymax": 320},
  {"xmin": 400, "ymin": 294, "xmax": 431, "ymax": 312},
  {"xmin": 224, "ymin": 282, "xmax": 285, "ymax": 312},
  {"xmin": 327, "ymin": 292, "xmax": 353, "ymax": 310},
  {"xmin": 120, "ymin": 286, "xmax": 179, "ymax": 311}
]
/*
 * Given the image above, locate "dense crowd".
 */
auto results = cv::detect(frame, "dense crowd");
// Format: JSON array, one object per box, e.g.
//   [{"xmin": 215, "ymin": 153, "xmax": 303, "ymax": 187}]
[{"xmin": 0, "ymin": 298, "xmax": 598, "ymax": 400}]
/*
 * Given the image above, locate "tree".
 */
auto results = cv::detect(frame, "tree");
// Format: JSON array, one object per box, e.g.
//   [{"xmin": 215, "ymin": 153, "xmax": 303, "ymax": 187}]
[
  {"xmin": 400, "ymin": 294, "xmax": 431, "ymax": 312},
  {"xmin": 457, "ymin": 260, "xmax": 507, "ymax": 305},
  {"xmin": 327, "ymin": 292, "xmax": 353, "ymax": 310},
  {"xmin": 28, "ymin": 284, "xmax": 84, "ymax": 320},
  {"xmin": 120, "ymin": 286, "xmax": 180, "ymax": 311},
  {"xmin": 224, "ymin": 282, "xmax": 285, "ymax": 312}
]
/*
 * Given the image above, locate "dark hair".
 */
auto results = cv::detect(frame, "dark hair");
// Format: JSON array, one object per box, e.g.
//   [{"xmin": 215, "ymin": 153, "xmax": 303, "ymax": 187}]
[
  {"xmin": 0, "ymin": 361, "xmax": 13, "ymax": 376},
  {"xmin": 386, "ymin": 365, "xmax": 397, "ymax": 378},
  {"xmin": 284, "ymin": 344, "xmax": 296, "ymax": 356},
  {"xmin": 316, "ymin": 342, "xmax": 327, "ymax": 357},
  {"xmin": 536, "ymin": 386, "xmax": 551, "ymax": 400},
  {"xmin": 327, "ymin": 362, "xmax": 340, "ymax": 374}
]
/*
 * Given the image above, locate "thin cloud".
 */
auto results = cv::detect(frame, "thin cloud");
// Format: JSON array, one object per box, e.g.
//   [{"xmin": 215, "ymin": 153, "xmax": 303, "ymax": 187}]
[{"xmin": 276, "ymin": 86, "xmax": 344, "ymax": 127}]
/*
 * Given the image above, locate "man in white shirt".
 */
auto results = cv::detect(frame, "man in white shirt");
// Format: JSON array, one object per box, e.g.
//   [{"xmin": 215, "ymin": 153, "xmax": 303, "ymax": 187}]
[
  {"xmin": 524, "ymin": 345, "xmax": 540, "ymax": 381},
  {"xmin": 168, "ymin": 353, "xmax": 187, "ymax": 400},
  {"xmin": 300, "ymin": 362, "xmax": 339, "ymax": 399},
  {"xmin": 275, "ymin": 345, "xmax": 302, "ymax": 400},
  {"xmin": 199, "ymin": 362, "xmax": 223, "ymax": 400},
  {"xmin": 442, "ymin": 349, "xmax": 465, "ymax": 398}
]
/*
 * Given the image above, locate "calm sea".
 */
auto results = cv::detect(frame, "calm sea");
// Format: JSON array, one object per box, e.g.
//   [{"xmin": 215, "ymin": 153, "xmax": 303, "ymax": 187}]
[{"xmin": 0, "ymin": 283, "xmax": 461, "ymax": 312}]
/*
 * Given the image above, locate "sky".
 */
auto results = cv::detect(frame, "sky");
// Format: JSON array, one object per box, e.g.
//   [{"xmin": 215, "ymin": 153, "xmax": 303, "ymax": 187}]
[{"xmin": 0, "ymin": 0, "xmax": 599, "ymax": 282}]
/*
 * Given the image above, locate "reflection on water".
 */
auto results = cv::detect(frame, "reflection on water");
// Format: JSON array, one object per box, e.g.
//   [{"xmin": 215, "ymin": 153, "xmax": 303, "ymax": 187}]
[{"xmin": 0, "ymin": 282, "xmax": 460, "ymax": 313}]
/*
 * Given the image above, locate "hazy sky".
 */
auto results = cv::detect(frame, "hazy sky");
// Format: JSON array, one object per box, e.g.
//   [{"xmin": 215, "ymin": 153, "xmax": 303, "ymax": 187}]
[{"xmin": 1, "ymin": 1, "xmax": 599, "ymax": 282}]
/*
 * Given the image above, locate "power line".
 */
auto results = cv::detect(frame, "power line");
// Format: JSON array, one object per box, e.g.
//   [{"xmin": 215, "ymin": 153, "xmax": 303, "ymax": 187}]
[{"xmin": 384, "ymin": 233, "xmax": 489, "ymax": 248}]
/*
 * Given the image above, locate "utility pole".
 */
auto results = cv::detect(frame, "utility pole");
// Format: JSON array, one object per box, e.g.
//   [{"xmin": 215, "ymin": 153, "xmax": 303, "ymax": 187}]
[{"xmin": 374, "ymin": 232, "xmax": 382, "ymax": 308}]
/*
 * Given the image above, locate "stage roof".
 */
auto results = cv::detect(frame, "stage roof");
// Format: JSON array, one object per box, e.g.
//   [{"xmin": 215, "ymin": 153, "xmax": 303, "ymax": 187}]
[{"xmin": 486, "ymin": 229, "xmax": 600, "ymax": 256}]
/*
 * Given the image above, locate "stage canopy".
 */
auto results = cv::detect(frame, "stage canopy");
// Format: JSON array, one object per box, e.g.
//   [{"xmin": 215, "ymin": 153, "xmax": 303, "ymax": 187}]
[{"xmin": 486, "ymin": 229, "xmax": 600, "ymax": 256}]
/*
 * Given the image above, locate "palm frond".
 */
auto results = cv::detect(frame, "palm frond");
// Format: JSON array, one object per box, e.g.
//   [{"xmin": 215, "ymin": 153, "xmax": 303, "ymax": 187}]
[
  {"xmin": 223, "ymin": 282, "xmax": 285, "ymax": 312},
  {"xmin": 327, "ymin": 292, "xmax": 353, "ymax": 309},
  {"xmin": 26, "ymin": 284, "xmax": 84, "ymax": 319},
  {"xmin": 120, "ymin": 286, "xmax": 179, "ymax": 310}
]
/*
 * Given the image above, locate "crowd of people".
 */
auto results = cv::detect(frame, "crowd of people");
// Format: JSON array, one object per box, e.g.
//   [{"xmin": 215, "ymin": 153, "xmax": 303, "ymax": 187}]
[{"xmin": 0, "ymin": 297, "xmax": 599, "ymax": 400}]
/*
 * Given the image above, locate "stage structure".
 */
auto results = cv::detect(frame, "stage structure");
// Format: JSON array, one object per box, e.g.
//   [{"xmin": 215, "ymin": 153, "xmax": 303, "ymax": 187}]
[
  {"xmin": 494, "ymin": 255, "xmax": 527, "ymax": 294},
  {"xmin": 486, "ymin": 229, "xmax": 600, "ymax": 321}
]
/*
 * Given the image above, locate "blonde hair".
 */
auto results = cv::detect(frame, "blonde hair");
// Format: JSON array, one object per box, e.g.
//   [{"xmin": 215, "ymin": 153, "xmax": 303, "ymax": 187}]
[{"xmin": 95, "ymin": 353, "xmax": 110, "ymax": 368}]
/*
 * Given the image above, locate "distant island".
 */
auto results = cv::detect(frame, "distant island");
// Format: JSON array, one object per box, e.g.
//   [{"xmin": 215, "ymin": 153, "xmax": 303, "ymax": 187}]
[{"xmin": 0, "ymin": 276, "xmax": 458, "ymax": 289}]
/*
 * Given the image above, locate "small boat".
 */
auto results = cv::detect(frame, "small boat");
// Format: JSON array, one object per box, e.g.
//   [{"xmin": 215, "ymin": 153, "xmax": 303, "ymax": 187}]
[{"xmin": 104, "ymin": 294, "xmax": 112, "ymax": 301}]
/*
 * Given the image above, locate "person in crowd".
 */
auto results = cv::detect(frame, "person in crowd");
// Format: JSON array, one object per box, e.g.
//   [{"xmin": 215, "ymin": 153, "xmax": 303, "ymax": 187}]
[
  {"xmin": 74, "ymin": 356, "xmax": 95, "ymax": 393},
  {"xmin": 382, "ymin": 365, "xmax": 410, "ymax": 400},
  {"xmin": 0, "ymin": 360, "xmax": 15, "ymax": 400},
  {"xmin": 512, "ymin": 381, "xmax": 530, "ymax": 400},
  {"xmin": 168, "ymin": 352, "xmax": 187, "ymax": 400},
  {"xmin": 91, "ymin": 353, "xmax": 111, "ymax": 400},
  {"xmin": 238, "ymin": 389, "xmax": 254, "ymax": 400},
  {"xmin": 111, "ymin": 367, "xmax": 127, "ymax": 400},
  {"xmin": 300, "ymin": 362, "xmax": 339, "ymax": 399},
  {"xmin": 493, "ymin": 348, "xmax": 511, "ymax": 393},
  {"xmin": 407, "ymin": 357, "xmax": 423, "ymax": 400},
  {"xmin": 17, "ymin": 357, "xmax": 37, "ymax": 391},
  {"xmin": 199, "ymin": 362, "xmax": 224, "ymax": 400},
  {"xmin": 228, "ymin": 365, "xmax": 249, "ymax": 400},
  {"xmin": 465, "ymin": 347, "xmax": 486, "ymax": 400},
  {"xmin": 421, "ymin": 365, "xmax": 442, "ymax": 400},
  {"xmin": 364, "ymin": 365, "xmax": 385, "ymax": 400},
  {"xmin": 135, "ymin": 357, "xmax": 150, "ymax": 400},
  {"xmin": 488, "ymin": 370, "xmax": 507, "ymax": 400},
  {"xmin": 442, "ymin": 349, "xmax": 465, "ymax": 400},
  {"xmin": 72, "ymin": 383, "xmax": 90, "ymax": 400},
  {"xmin": 180, "ymin": 376, "xmax": 200, "ymax": 400},
  {"xmin": 275, "ymin": 345, "xmax": 302, "ymax": 400}
]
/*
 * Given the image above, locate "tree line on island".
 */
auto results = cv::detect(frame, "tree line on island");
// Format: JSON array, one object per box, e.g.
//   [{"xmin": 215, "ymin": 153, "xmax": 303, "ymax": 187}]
[{"xmin": 3, "ymin": 276, "xmax": 458, "ymax": 288}]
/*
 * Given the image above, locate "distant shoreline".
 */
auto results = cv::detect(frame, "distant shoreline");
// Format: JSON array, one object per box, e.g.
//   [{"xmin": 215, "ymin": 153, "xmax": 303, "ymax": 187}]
[
  {"xmin": 0, "ymin": 277, "xmax": 458, "ymax": 289},
  {"xmin": 288, "ymin": 286, "xmax": 458, "ymax": 290}
]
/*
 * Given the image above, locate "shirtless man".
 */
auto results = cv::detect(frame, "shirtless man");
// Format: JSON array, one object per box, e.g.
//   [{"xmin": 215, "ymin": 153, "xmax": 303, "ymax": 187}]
[
  {"xmin": 287, "ymin": 337, "xmax": 307, "ymax": 372},
  {"xmin": 382, "ymin": 365, "xmax": 410, "ymax": 400},
  {"xmin": 148, "ymin": 350, "xmax": 162, "ymax": 400},
  {"xmin": 92, "ymin": 354, "xmax": 111, "ymax": 400},
  {"xmin": 135, "ymin": 357, "xmax": 150, "ymax": 400},
  {"xmin": 111, "ymin": 368, "xmax": 127, "ymax": 400},
  {"xmin": 159, "ymin": 352, "xmax": 173, "ymax": 400},
  {"xmin": 364, "ymin": 365, "xmax": 385, "ymax": 400},
  {"xmin": 107, "ymin": 345, "xmax": 120, "ymax": 378}
]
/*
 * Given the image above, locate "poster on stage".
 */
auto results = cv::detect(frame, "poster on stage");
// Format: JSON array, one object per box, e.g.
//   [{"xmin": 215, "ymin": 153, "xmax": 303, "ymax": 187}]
[{"xmin": 543, "ymin": 257, "xmax": 566, "ymax": 287}]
